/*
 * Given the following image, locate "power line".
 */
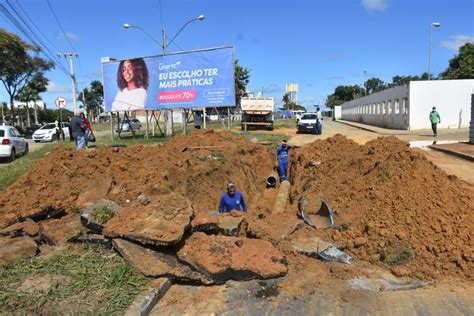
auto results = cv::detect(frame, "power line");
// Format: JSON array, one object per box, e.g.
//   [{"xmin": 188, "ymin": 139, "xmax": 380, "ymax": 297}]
[
  {"xmin": 0, "ymin": 3, "xmax": 70, "ymax": 76},
  {"xmin": 14, "ymin": 0, "xmax": 61, "ymax": 53},
  {"xmin": 3, "ymin": 0, "xmax": 69, "ymax": 74},
  {"xmin": 45, "ymin": 0, "xmax": 85, "ymax": 77}
]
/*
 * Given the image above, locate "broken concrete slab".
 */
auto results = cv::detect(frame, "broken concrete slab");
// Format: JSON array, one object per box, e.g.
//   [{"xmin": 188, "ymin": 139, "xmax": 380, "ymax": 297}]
[
  {"xmin": 80, "ymin": 199, "xmax": 121, "ymax": 234},
  {"xmin": 177, "ymin": 232, "xmax": 288, "ymax": 284},
  {"xmin": 39, "ymin": 214, "xmax": 84, "ymax": 245},
  {"xmin": 113, "ymin": 238, "xmax": 211, "ymax": 284},
  {"xmin": 70, "ymin": 233, "xmax": 112, "ymax": 248},
  {"xmin": 191, "ymin": 212, "xmax": 246, "ymax": 236},
  {"xmin": 0, "ymin": 206, "xmax": 66, "ymax": 230},
  {"xmin": 291, "ymin": 235, "xmax": 332, "ymax": 257},
  {"xmin": 246, "ymin": 215, "xmax": 303, "ymax": 242},
  {"xmin": 0, "ymin": 218, "xmax": 39, "ymax": 237},
  {"xmin": 0, "ymin": 236, "xmax": 38, "ymax": 266},
  {"xmin": 104, "ymin": 194, "xmax": 194, "ymax": 247},
  {"xmin": 125, "ymin": 278, "xmax": 172, "ymax": 316}
]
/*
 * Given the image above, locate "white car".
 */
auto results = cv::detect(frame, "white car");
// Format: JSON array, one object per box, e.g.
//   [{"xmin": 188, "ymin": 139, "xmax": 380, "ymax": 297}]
[
  {"xmin": 33, "ymin": 122, "xmax": 70, "ymax": 142},
  {"xmin": 0, "ymin": 125, "xmax": 28, "ymax": 161},
  {"xmin": 297, "ymin": 113, "xmax": 318, "ymax": 134}
]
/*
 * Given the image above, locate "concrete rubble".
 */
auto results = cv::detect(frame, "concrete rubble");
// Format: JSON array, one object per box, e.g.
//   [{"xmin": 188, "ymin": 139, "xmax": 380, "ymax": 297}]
[
  {"xmin": 0, "ymin": 235, "xmax": 38, "ymax": 266},
  {"xmin": 177, "ymin": 232, "xmax": 288, "ymax": 284},
  {"xmin": 103, "ymin": 193, "xmax": 194, "ymax": 247}
]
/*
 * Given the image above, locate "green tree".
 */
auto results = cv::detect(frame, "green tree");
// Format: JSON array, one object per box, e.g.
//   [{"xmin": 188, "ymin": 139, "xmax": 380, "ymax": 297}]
[
  {"xmin": 16, "ymin": 72, "xmax": 49, "ymax": 127},
  {"xmin": 440, "ymin": 43, "xmax": 474, "ymax": 79},
  {"xmin": 0, "ymin": 29, "xmax": 53, "ymax": 124},
  {"xmin": 325, "ymin": 85, "xmax": 366, "ymax": 108},
  {"xmin": 234, "ymin": 59, "xmax": 250, "ymax": 107},
  {"xmin": 364, "ymin": 77, "xmax": 386, "ymax": 94},
  {"xmin": 78, "ymin": 80, "xmax": 104, "ymax": 120}
]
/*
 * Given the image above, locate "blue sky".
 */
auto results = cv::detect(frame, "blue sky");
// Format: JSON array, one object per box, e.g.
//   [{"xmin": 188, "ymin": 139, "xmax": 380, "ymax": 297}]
[{"xmin": 1, "ymin": 0, "xmax": 473, "ymax": 111}]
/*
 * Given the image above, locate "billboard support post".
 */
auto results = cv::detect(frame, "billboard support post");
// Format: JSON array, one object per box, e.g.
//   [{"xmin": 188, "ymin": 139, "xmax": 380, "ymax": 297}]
[
  {"xmin": 145, "ymin": 110, "xmax": 149, "ymax": 139},
  {"xmin": 227, "ymin": 107, "xmax": 231, "ymax": 130},
  {"xmin": 203, "ymin": 107, "xmax": 207, "ymax": 129}
]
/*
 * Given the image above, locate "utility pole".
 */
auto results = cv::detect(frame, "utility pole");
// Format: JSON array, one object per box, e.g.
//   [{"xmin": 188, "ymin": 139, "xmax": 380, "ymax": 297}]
[
  {"xmin": 58, "ymin": 52, "xmax": 79, "ymax": 113},
  {"xmin": 161, "ymin": 28, "xmax": 174, "ymax": 136}
]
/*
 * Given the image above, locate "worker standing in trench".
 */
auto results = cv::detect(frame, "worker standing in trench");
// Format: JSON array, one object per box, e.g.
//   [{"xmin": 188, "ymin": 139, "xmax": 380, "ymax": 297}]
[
  {"xmin": 276, "ymin": 140, "xmax": 290, "ymax": 182},
  {"xmin": 218, "ymin": 182, "xmax": 248, "ymax": 213}
]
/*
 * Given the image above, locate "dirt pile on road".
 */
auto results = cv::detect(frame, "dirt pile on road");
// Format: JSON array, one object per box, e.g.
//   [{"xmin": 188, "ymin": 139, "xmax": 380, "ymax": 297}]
[
  {"xmin": 290, "ymin": 134, "xmax": 474, "ymax": 280},
  {"xmin": 0, "ymin": 130, "xmax": 276, "ymax": 228}
]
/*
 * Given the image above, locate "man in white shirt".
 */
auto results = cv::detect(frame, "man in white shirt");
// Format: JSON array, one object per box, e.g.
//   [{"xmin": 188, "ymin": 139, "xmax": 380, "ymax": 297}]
[{"xmin": 315, "ymin": 107, "xmax": 323, "ymax": 135}]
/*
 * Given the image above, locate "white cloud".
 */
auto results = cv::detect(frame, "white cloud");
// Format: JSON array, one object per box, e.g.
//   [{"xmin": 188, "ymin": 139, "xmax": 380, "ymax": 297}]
[
  {"xmin": 440, "ymin": 35, "xmax": 474, "ymax": 52},
  {"xmin": 47, "ymin": 82, "xmax": 71, "ymax": 93},
  {"xmin": 361, "ymin": 0, "xmax": 388, "ymax": 12},
  {"xmin": 56, "ymin": 31, "xmax": 79, "ymax": 41}
]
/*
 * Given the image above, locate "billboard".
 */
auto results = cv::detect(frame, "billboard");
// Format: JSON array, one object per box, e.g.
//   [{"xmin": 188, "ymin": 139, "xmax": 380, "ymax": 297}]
[{"xmin": 102, "ymin": 46, "xmax": 235, "ymax": 112}]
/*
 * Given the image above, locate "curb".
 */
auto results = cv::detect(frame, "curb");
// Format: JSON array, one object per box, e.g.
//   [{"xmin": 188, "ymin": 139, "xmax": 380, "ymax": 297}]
[
  {"xmin": 335, "ymin": 120, "xmax": 414, "ymax": 135},
  {"xmin": 428, "ymin": 146, "xmax": 474, "ymax": 162},
  {"xmin": 125, "ymin": 278, "xmax": 172, "ymax": 316}
]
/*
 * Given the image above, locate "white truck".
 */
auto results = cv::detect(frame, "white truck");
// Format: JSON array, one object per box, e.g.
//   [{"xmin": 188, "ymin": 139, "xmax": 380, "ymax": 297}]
[{"xmin": 240, "ymin": 97, "xmax": 274, "ymax": 131}]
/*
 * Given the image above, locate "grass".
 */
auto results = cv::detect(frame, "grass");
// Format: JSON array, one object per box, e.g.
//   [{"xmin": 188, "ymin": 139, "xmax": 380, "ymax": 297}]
[
  {"xmin": 239, "ymin": 132, "xmax": 290, "ymax": 146},
  {"xmin": 0, "ymin": 244, "xmax": 150, "ymax": 314},
  {"xmin": 0, "ymin": 143, "xmax": 62, "ymax": 191},
  {"xmin": 91, "ymin": 206, "xmax": 115, "ymax": 224},
  {"xmin": 378, "ymin": 240, "xmax": 415, "ymax": 266}
]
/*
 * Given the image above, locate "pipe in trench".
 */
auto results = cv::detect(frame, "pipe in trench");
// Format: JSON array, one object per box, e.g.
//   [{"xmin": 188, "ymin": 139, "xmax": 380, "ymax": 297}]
[
  {"xmin": 266, "ymin": 171, "xmax": 279, "ymax": 188},
  {"xmin": 272, "ymin": 180, "xmax": 291, "ymax": 214}
]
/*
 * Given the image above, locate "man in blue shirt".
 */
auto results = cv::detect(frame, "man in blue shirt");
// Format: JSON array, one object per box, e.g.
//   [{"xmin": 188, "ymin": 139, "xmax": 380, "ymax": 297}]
[
  {"xmin": 276, "ymin": 140, "xmax": 290, "ymax": 181},
  {"xmin": 218, "ymin": 182, "xmax": 248, "ymax": 213}
]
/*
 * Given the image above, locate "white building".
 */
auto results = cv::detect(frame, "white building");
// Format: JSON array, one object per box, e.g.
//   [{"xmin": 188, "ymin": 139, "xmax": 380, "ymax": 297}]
[{"xmin": 340, "ymin": 79, "xmax": 474, "ymax": 130}]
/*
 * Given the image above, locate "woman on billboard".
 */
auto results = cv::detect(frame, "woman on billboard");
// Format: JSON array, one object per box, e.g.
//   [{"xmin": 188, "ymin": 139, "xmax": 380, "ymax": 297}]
[{"xmin": 112, "ymin": 58, "xmax": 149, "ymax": 111}]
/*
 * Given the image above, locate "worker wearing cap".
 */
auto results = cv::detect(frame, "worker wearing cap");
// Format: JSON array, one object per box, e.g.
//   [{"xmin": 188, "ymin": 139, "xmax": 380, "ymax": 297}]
[
  {"xmin": 276, "ymin": 139, "xmax": 290, "ymax": 181},
  {"xmin": 218, "ymin": 182, "xmax": 248, "ymax": 213}
]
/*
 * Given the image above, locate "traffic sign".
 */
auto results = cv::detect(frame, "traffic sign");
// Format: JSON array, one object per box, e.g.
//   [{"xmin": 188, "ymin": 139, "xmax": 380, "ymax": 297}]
[{"xmin": 55, "ymin": 97, "xmax": 67, "ymax": 109}]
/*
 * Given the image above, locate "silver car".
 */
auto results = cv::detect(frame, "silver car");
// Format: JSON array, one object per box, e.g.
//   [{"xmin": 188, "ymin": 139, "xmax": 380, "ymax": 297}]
[
  {"xmin": 116, "ymin": 118, "xmax": 141, "ymax": 133},
  {"xmin": 0, "ymin": 125, "xmax": 28, "ymax": 161}
]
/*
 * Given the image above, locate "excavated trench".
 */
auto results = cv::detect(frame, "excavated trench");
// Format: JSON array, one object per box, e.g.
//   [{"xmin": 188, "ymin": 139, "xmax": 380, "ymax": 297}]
[{"xmin": 0, "ymin": 131, "xmax": 473, "ymax": 314}]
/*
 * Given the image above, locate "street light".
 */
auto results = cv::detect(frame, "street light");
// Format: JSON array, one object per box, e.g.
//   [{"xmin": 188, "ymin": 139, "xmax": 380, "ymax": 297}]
[
  {"xmin": 122, "ymin": 23, "xmax": 163, "ymax": 48},
  {"xmin": 428, "ymin": 22, "xmax": 441, "ymax": 80}
]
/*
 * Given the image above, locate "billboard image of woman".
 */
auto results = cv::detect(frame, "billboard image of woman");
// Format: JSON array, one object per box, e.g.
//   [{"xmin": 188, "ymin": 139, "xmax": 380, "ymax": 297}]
[{"xmin": 111, "ymin": 58, "xmax": 149, "ymax": 111}]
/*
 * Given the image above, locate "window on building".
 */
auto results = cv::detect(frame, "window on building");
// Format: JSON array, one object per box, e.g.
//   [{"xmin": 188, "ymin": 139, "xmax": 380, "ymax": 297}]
[
  {"xmin": 387, "ymin": 100, "xmax": 392, "ymax": 114},
  {"xmin": 382, "ymin": 101, "xmax": 386, "ymax": 114},
  {"xmin": 394, "ymin": 99, "xmax": 400, "ymax": 114},
  {"xmin": 402, "ymin": 98, "xmax": 408, "ymax": 114}
]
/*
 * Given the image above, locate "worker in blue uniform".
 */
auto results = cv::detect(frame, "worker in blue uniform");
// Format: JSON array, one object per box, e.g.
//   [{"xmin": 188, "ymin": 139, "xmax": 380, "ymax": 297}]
[
  {"xmin": 218, "ymin": 182, "xmax": 248, "ymax": 213},
  {"xmin": 276, "ymin": 139, "xmax": 290, "ymax": 181}
]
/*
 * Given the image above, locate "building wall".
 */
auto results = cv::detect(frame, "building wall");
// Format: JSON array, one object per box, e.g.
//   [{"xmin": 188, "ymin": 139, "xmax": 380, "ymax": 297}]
[
  {"xmin": 334, "ymin": 106, "xmax": 342, "ymax": 119},
  {"xmin": 470, "ymin": 92, "xmax": 474, "ymax": 144},
  {"xmin": 409, "ymin": 80, "xmax": 474, "ymax": 130},
  {"xmin": 341, "ymin": 85, "xmax": 409, "ymax": 129}
]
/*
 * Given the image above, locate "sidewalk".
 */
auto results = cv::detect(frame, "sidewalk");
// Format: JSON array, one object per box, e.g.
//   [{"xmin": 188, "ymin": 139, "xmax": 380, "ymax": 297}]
[
  {"xmin": 335, "ymin": 119, "xmax": 469, "ymax": 137},
  {"xmin": 428, "ymin": 142, "xmax": 474, "ymax": 162},
  {"xmin": 335, "ymin": 120, "xmax": 414, "ymax": 135}
]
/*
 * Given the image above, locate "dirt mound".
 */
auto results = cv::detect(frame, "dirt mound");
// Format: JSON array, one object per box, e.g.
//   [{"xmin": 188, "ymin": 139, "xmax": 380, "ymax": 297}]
[
  {"xmin": 0, "ymin": 130, "xmax": 276, "ymax": 228},
  {"xmin": 290, "ymin": 134, "xmax": 474, "ymax": 280}
]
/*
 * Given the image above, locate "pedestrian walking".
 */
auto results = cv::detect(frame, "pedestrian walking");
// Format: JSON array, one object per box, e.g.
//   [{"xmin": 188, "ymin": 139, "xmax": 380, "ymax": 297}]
[
  {"xmin": 429, "ymin": 107, "xmax": 441, "ymax": 137},
  {"xmin": 71, "ymin": 112, "xmax": 86, "ymax": 150}
]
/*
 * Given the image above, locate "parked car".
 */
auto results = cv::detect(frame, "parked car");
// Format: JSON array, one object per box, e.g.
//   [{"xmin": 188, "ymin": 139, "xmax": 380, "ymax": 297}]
[
  {"xmin": 32, "ymin": 122, "xmax": 70, "ymax": 142},
  {"xmin": 297, "ymin": 113, "xmax": 318, "ymax": 134},
  {"xmin": 116, "ymin": 119, "xmax": 141, "ymax": 133},
  {"xmin": 0, "ymin": 125, "xmax": 28, "ymax": 161}
]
